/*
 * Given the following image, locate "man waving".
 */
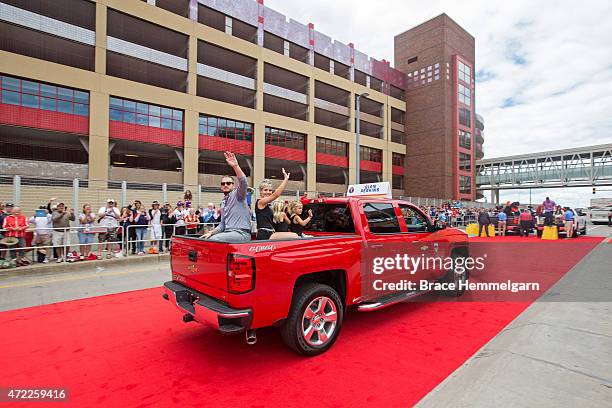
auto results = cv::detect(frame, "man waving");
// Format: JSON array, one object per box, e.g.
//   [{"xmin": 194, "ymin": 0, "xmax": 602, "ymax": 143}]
[{"xmin": 202, "ymin": 151, "xmax": 252, "ymax": 242}]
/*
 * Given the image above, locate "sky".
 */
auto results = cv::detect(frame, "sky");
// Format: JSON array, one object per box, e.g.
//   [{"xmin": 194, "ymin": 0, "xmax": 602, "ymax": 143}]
[{"xmin": 265, "ymin": 0, "xmax": 612, "ymax": 207}]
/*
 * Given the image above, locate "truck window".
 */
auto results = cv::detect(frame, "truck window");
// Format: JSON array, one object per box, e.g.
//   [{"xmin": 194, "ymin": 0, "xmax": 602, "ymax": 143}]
[
  {"xmin": 363, "ymin": 203, "xmax": 400, "ymax": 234},
  {"xmin": 399, "ymin": 204, "xmax": 430, "ymax": 232},
  {"xmin": 304, "ymin": 204, "xmax": 355, "ymax": 234}
]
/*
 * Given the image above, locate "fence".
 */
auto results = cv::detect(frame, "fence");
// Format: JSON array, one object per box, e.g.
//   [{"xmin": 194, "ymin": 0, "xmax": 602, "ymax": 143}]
[
  {"xmin": 2, "ymin": 175, "xmax": 489, "ymax": 214},
  {"xmin": 0, "ymin": 222, "xmax": 219, "ymax": 264}
]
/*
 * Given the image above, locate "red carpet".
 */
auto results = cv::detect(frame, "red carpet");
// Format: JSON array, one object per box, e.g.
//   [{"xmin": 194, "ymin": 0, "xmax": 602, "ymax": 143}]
[{"xmin": 0, "ymin": 237, "xmax": 604, "ymax": 408}]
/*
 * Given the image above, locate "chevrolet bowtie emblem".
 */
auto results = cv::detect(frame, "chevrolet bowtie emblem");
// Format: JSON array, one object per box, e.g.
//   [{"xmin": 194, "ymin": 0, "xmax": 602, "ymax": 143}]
[{"xmin": 188, "ymin": 264, "xmax": 198, "ymax": 273}]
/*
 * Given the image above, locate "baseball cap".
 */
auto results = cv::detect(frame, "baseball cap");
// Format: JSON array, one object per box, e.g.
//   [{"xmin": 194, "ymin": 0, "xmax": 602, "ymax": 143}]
[
  {"xmin": 5, "ymin": 202, "xmax": 14, "ymax": 208},
  {"xmin": 107, "ymin": 198, "xmax": 115, "ymax": 203},
  {"xmin": 176, "ymin": 201, "xmax": 184, "ymax": 206}
]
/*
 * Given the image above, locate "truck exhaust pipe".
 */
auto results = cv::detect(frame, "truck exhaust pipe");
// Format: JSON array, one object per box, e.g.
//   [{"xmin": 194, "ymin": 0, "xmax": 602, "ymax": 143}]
[
  {"xmin": 182, "ymin": 313, "xmax": 194, "ymax": 323},
  {"xmin": 245, "ymin": 329, "xmax": 257, "ymax": 345}
]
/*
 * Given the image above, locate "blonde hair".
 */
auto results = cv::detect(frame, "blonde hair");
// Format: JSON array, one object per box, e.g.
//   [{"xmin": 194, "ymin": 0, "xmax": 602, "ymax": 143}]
[
  {"xmin": 287, "ymin": 201, "xmax": 302, "ymax": 216},
  {"xmin": 272, "ymin": 200, "xmax": 286, "ymax": 223},
  {"xmin": 258, "ymin": 179, "xmax": 273, "ymax": 192}
]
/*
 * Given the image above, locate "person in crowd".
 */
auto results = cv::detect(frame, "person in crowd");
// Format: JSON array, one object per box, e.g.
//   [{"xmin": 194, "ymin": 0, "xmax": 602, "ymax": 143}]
[
  {"xmin": 288, "ymin": 201, "xmax": 313, "ymax": 237},
  {"xmin": 542, "ymin": 197, "xmax": 555, "ymax": 225},
  {"xmin": 201, "ymin": 151, "xmax": 252, "ymax": 243},
  {"xmin": 553, "ymin": 205, "xmax": 564, "ymax": 225},
  {"xmin": 519, "ymin": 209, "xmax": 533, "ymax": 237},
  {"xmin": 255, "ymin": 169, "xmax": 290, "ymax": 240},
  {"xmin": 160, "ymin": 203, "xmax": 176, "ymax": 252},
  {"xmin": 125, "ymin": 201, "xmax": 138, "ymax": 255},
  {"xmin": 132, "ymin": 201, "xmax": 150, "ymax": 255},
  {"xmin": 98, "ymin": 199, "xmax": 121, "ymax": 259},
  {"xmin": 608, "ymin": 208, "xmax": 612, "ymax": 227},
  {"xmin": 201, "ymin": 202, "xmax": 217, "ymax": 224},
  {"xmin": 0, "ymin": 203, "xmax": 7, "ymax": 259},
  {"xmin": 563, "ymin": 207, "xmax": 575, "ymax": 239},
  {"xmin": 183, "ymin": 190, "xmax": 193, "ymax": 209},
  {"xmin": 74, "ymin": 204, "xmax": 94, "ymax": 260},
  {"xmin": 173, "ymin": 201, "xmax": 188, "ymax": 236},
  {"xmin": 29, "ymin": 206, "xmax": 52, "ymax": 263},
  {"xmin": 119, "ymin": 207, "xmax": 133, "ymax": 252},
  {"xmin": 477, "ymin": 208, "xmax": 491, "ymax": 237},
  {"xmin": 149, "ymin": 201, "xmax": 163, "ymax": 253},
  {"xmin": 185, "ymin": 207, "xmax": 199, "ymax": 235},
  {"xmin": 48, "ymin": 200, "xmax": 75, "ymax": 262},
  {"xmin": 2, "ymin": 206, "xmax": 28, "ymax": 266},
  {"xmin": 272, "ymin": 200, "xmax": 291, "ymax": 233},
  {"xmin": 497, "ymin": 209, "xmax": 508, "ymax": 236}
]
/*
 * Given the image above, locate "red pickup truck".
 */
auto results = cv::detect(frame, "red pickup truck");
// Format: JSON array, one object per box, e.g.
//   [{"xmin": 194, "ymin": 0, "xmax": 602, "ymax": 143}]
[{"xmin": 163, "ymin": 197, "xmax": 469, "ymax": 355}]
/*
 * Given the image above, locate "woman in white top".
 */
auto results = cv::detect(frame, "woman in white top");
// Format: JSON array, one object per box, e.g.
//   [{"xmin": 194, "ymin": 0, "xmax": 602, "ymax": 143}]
[
  {"xmin": 149, "ymin": 201, "xmax": 163, "ymax": 252},
  {"xmin": 173, "ymin": 201, "xmax": 188, "ymax": 235}
]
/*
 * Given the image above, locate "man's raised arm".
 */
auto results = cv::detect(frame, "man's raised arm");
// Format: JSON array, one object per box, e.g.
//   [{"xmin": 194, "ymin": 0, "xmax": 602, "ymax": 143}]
[{"xmin": 225, "ymin": 151, "xmax": 247, "ymax": 201}]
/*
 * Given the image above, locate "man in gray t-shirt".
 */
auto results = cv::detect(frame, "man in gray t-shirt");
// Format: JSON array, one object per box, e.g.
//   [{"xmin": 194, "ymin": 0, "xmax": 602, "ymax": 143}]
[{"xmin": 202, "ymin": 151, "xmax": 252, "ymax": 243}]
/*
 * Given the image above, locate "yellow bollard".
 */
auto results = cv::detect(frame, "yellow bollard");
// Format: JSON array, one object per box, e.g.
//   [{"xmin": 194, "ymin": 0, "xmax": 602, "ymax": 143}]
[
  {"xmin": 541, "ymin": 225, "xmax": 558, "ymax": 240},
  {"xmin": 479, "ymin": 224, "xmax": 496, "ymax": 237},
  {"xmin": 466, "ymin": 223, "xmax": 478, "ymax": 237}
]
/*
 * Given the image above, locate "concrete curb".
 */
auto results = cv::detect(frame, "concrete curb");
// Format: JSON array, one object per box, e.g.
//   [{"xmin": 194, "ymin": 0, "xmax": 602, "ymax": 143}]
[{"xmin": 0, "ymin": 253, "xmax": 170, "ymax": 279}]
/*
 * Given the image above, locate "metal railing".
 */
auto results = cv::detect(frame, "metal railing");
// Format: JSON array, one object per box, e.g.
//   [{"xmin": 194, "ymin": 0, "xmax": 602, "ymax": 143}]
[{"xmin": 0, "ymin": 222, "xmax": 219, "ymax": 265}]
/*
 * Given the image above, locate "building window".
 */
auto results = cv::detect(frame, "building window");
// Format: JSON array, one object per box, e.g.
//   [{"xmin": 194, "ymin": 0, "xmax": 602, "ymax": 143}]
[
  {"xmin": 392, "ymin": 174, "xmax": 404, "ymax": 190},
  {"xmin": 360, "ymin": 146, "xmax": 382, "ymax": 162},
  {"xmin": 1, "ymin": 75, "xmax": 89, "ymax": 116},
  {"xmin": 459, "ymin": 130, "xmax": 472, "ymax": 149},
  {"xmin": 458, "ymin": 61, "xmax": 471, "ymax": 84},
  {"xmin": 458, "ymin": 84, "xmax": 471, "ymax": 106},
  {"xmin": 109, "ymin": 97, "xmax": 183, "ymax": 131},
  {"xmin": 459, "ymin": 107, "xmax": 471, "ymax": 127},
  {"xmin": 265, "ymin": 127, "xmax": 305, "ymax": 150},
  {"xmin": 199, "ymin": 115, "xmax": 253, "ymax": 142},
  {"xmin": 459, "ymin": 153, "xmax": 471, "ymax": 171},
  {"xmin": 459, "ymin": 175, "xmax": 471, "ymax": 194},
  {"xmin": 392, "ymin": 152, "xmax": 404, "ymax": 167},
  {"xmin": 316, "ymin": 137, "xmax": 347, "ymax": 157}
]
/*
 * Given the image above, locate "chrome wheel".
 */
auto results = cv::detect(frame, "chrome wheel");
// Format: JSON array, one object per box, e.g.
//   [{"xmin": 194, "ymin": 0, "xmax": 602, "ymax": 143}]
[{"xmin": 301, "ymin": 296, "xmax": 337, "ymax": 347}]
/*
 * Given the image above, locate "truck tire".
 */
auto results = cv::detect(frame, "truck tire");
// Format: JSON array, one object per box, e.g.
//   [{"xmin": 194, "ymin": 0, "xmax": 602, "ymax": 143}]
[
  {"xmin": 440, "ymin": 253, "xmax": 468, "ymax": 297},
  {"xmin": 281, "ymin": 283, "xmax": 343, "ymax": 356}
]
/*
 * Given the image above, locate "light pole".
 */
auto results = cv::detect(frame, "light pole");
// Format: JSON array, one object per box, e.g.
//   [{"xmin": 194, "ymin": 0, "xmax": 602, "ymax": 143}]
[{"xmin": 355, "ymin": 92, "xmax": 369, "ymax": 185}]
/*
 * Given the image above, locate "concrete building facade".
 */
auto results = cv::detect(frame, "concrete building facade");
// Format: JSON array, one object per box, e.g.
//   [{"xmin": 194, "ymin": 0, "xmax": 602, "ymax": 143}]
[{"xmin": 0, "ymin": 1, "xmax": 477, "ymax": 203}]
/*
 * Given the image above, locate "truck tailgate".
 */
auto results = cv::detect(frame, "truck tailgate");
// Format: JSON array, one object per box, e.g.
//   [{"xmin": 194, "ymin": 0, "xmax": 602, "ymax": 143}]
[{"xmin": 171, "ymin": 237, "xmax": 229, "ymax": 302}]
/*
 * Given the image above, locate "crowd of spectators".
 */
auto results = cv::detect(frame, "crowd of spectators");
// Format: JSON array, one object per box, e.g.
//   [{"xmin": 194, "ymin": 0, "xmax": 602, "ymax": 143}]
[{"xmin": 0, "ymin": 193, "xmax": 222, "ymax": 268}]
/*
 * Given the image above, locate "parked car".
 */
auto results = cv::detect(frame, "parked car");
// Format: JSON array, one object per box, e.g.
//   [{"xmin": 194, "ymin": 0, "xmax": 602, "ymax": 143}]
[
  {"xmin": 163, "ymin": 197, "xmax": 469, "ymax": 356},
  {"xmin": 535, "ymin": 207, "xmax": 588, "ymax": 237},
  {"xmin": 590, "ymin": 205, "xmax": 612, "ymax": 225}
]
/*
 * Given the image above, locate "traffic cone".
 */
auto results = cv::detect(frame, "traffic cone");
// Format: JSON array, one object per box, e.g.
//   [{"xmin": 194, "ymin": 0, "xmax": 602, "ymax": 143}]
[{"xmin": 541, "ymin": 225, "xmax": 558, "ymax": 240}]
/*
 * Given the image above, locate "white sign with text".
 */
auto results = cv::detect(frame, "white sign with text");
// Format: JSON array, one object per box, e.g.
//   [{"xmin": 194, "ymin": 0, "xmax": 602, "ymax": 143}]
[{"xmin": 347, "ymin": 182, "xmax": 392, "ymax": 198}]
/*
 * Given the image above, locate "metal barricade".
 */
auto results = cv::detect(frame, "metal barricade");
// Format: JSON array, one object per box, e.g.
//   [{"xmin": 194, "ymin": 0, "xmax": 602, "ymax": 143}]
[{"xmin": 123, "ymin": 222, "xmax": 219, "ymax": 256}]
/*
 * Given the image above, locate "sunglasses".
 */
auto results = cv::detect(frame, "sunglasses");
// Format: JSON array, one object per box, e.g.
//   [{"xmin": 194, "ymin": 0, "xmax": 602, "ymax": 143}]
[{"xmin": 220, "ymin": 181, "xmax": 234, "ymax": 186}]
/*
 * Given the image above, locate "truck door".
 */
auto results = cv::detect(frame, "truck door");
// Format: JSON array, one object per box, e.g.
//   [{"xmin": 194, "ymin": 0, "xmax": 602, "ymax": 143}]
[
  {"xmin": 397, "ymin": 204, "xmax": 442, "ymax": 281},
  {"xmin": 360, "ymin": 202, "xmax": 428, "ymax": 301}
]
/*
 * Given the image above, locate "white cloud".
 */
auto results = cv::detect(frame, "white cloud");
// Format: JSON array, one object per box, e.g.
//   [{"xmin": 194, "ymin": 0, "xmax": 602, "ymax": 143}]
[
  {"xmin": 265, "ymin": 0, "xmax": 612, "ymax": 157},
  {"xmin": 264, "ymin": 0, "xmax": 612, "ymax": 207}
]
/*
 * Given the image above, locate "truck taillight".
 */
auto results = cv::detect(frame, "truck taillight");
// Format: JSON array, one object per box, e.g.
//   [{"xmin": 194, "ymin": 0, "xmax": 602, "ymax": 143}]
[{"xmin": 227, "ymin": 254, "xmax": 256, "ymax": 294}]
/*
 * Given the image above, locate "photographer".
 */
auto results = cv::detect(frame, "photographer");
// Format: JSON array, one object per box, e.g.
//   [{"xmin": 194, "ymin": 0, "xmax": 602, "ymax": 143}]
[
  {"xmin": 48, "ymin": 198, "xmax": 75, "ymax": 262},
  {"xmin": 132, "ymin": 200, "xmax": 149, "ymax": 255},
  {"xmin": 98, "ymin": 199, "xmax": 121, "ymax": 259},
  {"xmin": 160, "ymin": 203, "xmax": 175, "ymax": 252}
]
